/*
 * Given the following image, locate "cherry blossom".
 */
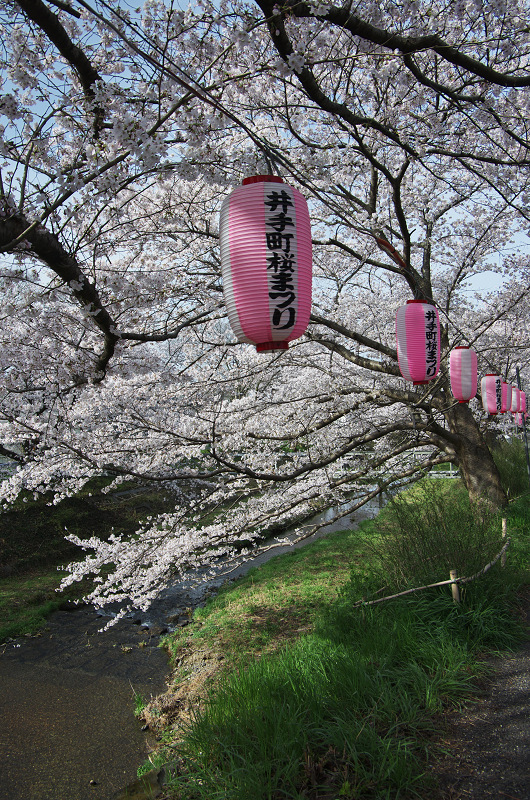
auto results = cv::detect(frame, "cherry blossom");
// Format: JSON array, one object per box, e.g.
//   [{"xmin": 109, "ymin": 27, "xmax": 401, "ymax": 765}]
[{"xmin": 2, "ymin": 0, "xmax": 530, "ymax": 613}]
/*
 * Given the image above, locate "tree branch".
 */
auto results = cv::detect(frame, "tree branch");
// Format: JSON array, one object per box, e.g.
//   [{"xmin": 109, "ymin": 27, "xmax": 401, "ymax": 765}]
[
  {"xmin": 15, "ymin": 0, "xmax": 104, "ymax": 137},
  {"xmin": 310, "ymin": 312, "xmax": 397, "ymax": 359},
  {"xmin": 281, "ymin": 1, "xmax": 530, "ymax": 88},
  {"xmin": 0, "ymin": 212, "xmax": 118, "ymax": 376},
  {"xmin": 253, "ymin": 0, "xmax": 417, "ymax": 154}
]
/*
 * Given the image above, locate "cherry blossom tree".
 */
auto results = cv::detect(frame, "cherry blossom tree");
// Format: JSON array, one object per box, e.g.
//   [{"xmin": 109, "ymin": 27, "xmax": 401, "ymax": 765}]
[{"xmin": 2, "ymin": 0, "xmax": 530, "ymax": 613}]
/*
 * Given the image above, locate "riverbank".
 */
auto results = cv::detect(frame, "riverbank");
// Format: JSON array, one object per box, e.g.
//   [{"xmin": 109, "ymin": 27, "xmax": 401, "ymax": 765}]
[
  {"xmin": 138, "ymin": 480, "xmax": 530, "ymax": 799},
  {"xmin": 0, "ymin": 482, "xmax": 382, "ymax": 799},
  {"xmin": 0, "ymin": 482, "xmax": 179, "ymax": 800},
  {"xmin": 0, "ymin": 481, "xmax": 177, "ymax": 642},
  {"xmin": 2, "ymin": 477, "xmax": 529, "ymax": 798}
]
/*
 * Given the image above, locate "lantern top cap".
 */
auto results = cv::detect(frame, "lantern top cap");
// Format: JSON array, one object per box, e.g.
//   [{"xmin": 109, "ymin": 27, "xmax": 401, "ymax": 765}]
[
  {"xmin": 406, "ymin": 299, "xmax": 435, "ymax": 305},
  {"xmin": 453, "ymin": 345, "xmax": 472, "ymax": 349},
  {"xmin": 242, "ymin": 175, "xmax": 284, "ymax": 185}
]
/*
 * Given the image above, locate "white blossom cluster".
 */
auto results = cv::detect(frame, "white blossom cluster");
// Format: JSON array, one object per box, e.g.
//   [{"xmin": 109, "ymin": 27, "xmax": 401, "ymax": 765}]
[{"xmin": 1, "ymin": 0, "xmax": 530, "ymax": 614}]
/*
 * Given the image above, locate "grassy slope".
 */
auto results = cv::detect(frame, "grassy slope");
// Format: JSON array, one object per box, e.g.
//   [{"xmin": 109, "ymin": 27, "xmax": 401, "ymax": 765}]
[
  {"xmin": 150, "ymin": 480, "xmax": 530, "ymax": 800},
  {"xmin": 180, "ymin": 527, "xmax": 367, "ymax": 665},
  {"xmin": 3, "ymin": 471, "xmax": 529, "ymax": 796}
]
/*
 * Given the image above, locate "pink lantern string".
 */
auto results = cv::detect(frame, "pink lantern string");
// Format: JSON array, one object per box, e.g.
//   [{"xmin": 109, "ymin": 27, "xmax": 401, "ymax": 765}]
[
  {"xmin": 220, "ymin": 175, "xmax": 312, "ymax": 352},
  {"xmin": 449, "ymin": 346, "xmax": 477, "ymax": 403},
  {"xmin": 481, "ymin": 374, "xmax": 502, "ymax": 415},
  {"xmin": 395, "ymin": 300, "xmax": 440, "ymax": 385}
]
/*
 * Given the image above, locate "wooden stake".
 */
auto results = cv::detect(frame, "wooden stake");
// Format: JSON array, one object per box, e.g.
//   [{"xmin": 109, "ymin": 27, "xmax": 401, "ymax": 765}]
[
  {"xmin": 450, "ymin": 569, "xmax": 460, "ymax": 604},
  {"xmin": 501, "ymin": 518, "xmax": 507, "ymax": 567},
  {"xmin": 351, "ymin": 539, "xmax": 510, "ymax": 609}
]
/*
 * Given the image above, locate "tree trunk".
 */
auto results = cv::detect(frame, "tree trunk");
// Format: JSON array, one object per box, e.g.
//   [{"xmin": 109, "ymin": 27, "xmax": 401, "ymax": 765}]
[{"xmin": 444, "ymin": 401, "xmax": 507, "ymax": 509}]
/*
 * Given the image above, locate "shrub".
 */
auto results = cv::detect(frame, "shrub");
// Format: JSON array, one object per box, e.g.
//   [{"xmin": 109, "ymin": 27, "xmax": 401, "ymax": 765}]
[
  {"xmin": 365, "ymin": 479, "xmax": 505, "ymax": 592},
  {"xmin": 492, "ymin": 438, "xmax": 530, "ymax": 499}
]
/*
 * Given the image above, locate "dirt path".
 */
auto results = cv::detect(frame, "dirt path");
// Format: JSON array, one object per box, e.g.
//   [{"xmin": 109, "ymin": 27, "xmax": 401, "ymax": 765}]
[
  {"xmin": 0, "ymin": 606, "xmax": 169, "ymax": 800},
  {"xmin": 432, "ymin": 593, "xmax": 530, "ymax": 800}
]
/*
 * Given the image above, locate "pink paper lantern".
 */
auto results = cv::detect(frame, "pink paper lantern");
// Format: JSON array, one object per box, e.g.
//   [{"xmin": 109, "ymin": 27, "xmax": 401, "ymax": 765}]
[
  {"xmin": 449, "ymin": 346, "xmax": 477, "ymax": 403},
  {"xmin": 501, "ymin": 382, "xmax": 512, "ymax": 413},
  {"xmin": 511, "ymin": 387, "xmax": 520, "ymax": 413},
  {"xmin": 481, "ymin": 374, "xmax": 502, "ymax": 414},
  {"xmin": 519, "ymin": 390, "xmax": 526, "ymax": 415},
  {"xmin": 395, "ymin": 300, "xmax": 440, "ymax": 385},
  {"xmin": 220, "ymin": 175, "xmax": 312, "ymax": 352}
]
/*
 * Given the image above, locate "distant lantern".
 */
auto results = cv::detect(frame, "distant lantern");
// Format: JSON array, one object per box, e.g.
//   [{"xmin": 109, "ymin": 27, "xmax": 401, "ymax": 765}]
[
  {"xmin": 481, "ymin": 374, "xmax": 503, "ymax": 415},
  {"xmin": 219, "ymin": 175, "xmax": 312, "ymax": 352},
  {"xmin": 501, "ymin": 382, "xmax": 512, "ymax": 414},
  {"xmin": 395, "ymin": 300, "xmax": 440, "ymax": 385},
  {"xmin": 519, "ymin": 390, "xmax": 527, "ymax": 415},
  {"xmin": 449, "ymin": 346, "xmax": 477, "ymax": 403},
  {"xmin": 511, "ymin": 386, "xmax": 520, "ymax": 413}
]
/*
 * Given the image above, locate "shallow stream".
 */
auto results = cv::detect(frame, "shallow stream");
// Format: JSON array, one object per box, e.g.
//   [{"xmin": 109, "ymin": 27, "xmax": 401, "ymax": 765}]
[
  {"xmin": 135, "ymin": 495, "xmax": 383, "ymax": 630},
  {"xmin": 0, "ymin": 497, "xmax": 381, "ymax": 800}
]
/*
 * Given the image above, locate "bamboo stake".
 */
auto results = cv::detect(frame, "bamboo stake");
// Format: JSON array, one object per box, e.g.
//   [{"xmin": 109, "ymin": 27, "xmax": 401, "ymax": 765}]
[
  {"xmin": 501, "ymin": 518, "xmax": 507, "ymax": 567},
  {"xmin": 450, "ymin": 569, "xmax": 460, "ymax": 604},
  {"xmin": 351, "ymin": 538, "xmax": 510, "ymax": 609}
]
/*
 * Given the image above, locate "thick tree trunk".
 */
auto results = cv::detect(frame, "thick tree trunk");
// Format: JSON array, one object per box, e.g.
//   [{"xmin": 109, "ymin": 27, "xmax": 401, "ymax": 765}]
[{"xmin": 444, "ymin": 401, "xmax": 507, "ymax": 509}]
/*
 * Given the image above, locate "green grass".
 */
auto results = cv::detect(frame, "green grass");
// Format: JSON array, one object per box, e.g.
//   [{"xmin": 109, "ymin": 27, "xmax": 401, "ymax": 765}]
[
  {"xmin": 157, "ymin": 479, "xmax": 529, "ymax": 800},
  {"xmin": 0, "ymin": 572, "xmax": 67, "ymax": 640},
  {"xmin": 166, "ymin": 528, "xmax": 366, "ymax": 668},
  {"xmin": 492, "ymin": 437, "xmax": 530, "ymax": 499},
  {"xmin": 359, "ymin": 479, "xmax": 509, "ymax": 591}
]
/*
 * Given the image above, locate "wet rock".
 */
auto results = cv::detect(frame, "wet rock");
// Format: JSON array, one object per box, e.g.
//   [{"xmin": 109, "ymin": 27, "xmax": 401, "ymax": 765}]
[
  {"xmin": 144, "ymin": 624, "xmax": 168, "ymax": 636},
  {"xmin": 165, "ymin": 611, "xmax": 186, "ymax": 625}
]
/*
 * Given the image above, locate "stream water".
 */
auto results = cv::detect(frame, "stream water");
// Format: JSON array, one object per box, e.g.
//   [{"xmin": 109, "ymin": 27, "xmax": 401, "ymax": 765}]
[
  {"xmin": 0, "ymin": 496, "xmax": 381, "ymax": 800},
  {"xmin": 134, "ymin": 495, "xmax": 383, "ymax": 630}
]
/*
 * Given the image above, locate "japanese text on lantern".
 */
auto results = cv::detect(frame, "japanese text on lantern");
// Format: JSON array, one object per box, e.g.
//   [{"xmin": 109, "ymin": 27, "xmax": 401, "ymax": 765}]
[
  {"xmin": 425, "ymin": 309, "xmax": 438, "ymax": 377},
  {"xmin": 496, "ymin": 378, "xmax": 502, "ymax": 409},
  {"xmin": 264, "ymin": 189, "xmax": 297, "ymax": 330}
]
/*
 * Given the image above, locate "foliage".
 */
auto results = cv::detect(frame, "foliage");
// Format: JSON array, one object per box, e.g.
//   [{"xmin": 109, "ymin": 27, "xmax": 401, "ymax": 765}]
[
  {"xmin": 363, "ymin": 478, "xmax": 506, "ymax": 591},
  {"xmin": 2, "ymin": 0, "xmax": 530, "ymax": 612},
  {"xmin": 133, "ymin": 692, "xmax": 147, "ymax": 718},
  {"xmin": 492, "ymin": 437, "xmax": 530, "ymax": 499}
]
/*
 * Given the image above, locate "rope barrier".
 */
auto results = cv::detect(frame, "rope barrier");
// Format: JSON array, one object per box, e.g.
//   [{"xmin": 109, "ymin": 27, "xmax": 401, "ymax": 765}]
[{"xmin": 352, "ymin": 537, "xmax": 511, "ymax": 609}]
